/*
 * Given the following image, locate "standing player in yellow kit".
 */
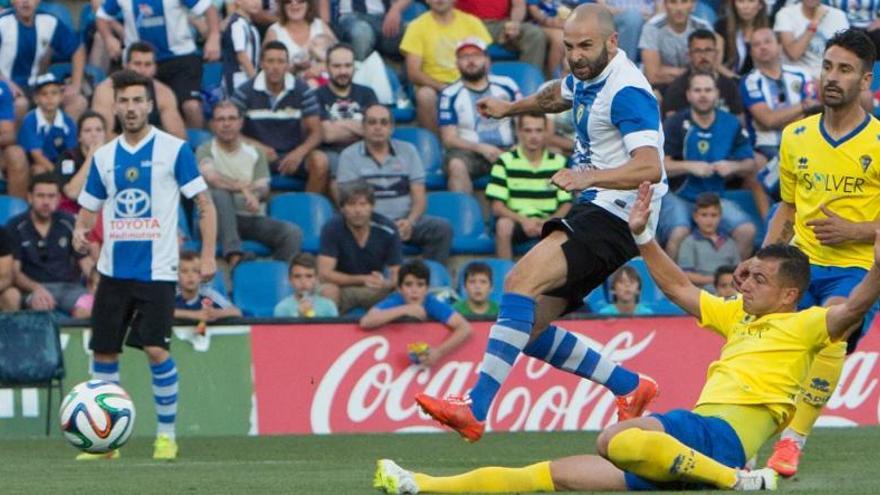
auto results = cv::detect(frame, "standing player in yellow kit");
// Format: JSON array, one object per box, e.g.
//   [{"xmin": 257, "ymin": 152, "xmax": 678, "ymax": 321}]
[{"xmin": 762, "ymin": 28, "xmax": 880, "ymax": 477}]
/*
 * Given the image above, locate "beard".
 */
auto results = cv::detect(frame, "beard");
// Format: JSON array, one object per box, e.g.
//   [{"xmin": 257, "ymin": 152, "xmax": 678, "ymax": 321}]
[
  {"xmin": 569, "ymin": 44, "xmax": 610, "ymax": 81},
  {"xmin": 461, "ymin": 66, "xmax": 487, "ymax": 82},
  {"xmin": 331, "ymin": 73, "xmax": 352, "ymax": 89},
  {"xmin": 822, "ymin": 83, "xmax": 858, "ymax": 109}
]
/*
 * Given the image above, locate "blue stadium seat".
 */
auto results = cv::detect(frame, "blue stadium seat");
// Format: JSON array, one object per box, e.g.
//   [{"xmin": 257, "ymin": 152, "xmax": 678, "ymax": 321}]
[
  {"xmin": 186, "ymin": 128, "xmax": 212, "ymax": 151},
  {"xmin": 385, "ymin": 67, "xmax": 415, "ymax": 123},
  {"xmin": 722, "ymin": 189, "xmax": 765, "ymax": 245},
  {"xmin": 623, "ymin": 258, "xmax": 686, "ymax": 315},
  {"xmin": 232, "ymin": 261, "xmax": 291, "ymax": 317},
  {"xmin": 457, "ymin": 258, "xmax": 514, "ymax": 303},
  {"xmin": 487, "ymin": 44, "xmax": 517, "ymax": 61},
  {"xmin": 426, "ymin": 192, "xmax": 494, "ymax": 254},
  {"xmin": 270, "ymin": 175, "xmax": 306, "ymax": 191},
  {"xmin": 392, "ymin": 128, "xmax": 446, "ymax": 190},
  {"xmin": 188, "ymin": 205, "xmax": 271, "ymax": 257},
  {"xmin": 0, "ymin": 195, "xmax": 28, "ymax": 225},
  {"xmin": 209, "ymin": 274, "xmax": 228, "ymax": 298},
  {"xmin": 269, "ymin": 192, "xmax": 335, "ymax": 253},
  {"xmin": 422, "ymin": 259, "xmax": 452, "ymax": 288},
  {"xmin": 584, "ymin": 285, "xmax": 609, "ymax": 312},
  {"xmin": 491, "ymin": 61, "xmax": 546, "ymax": 96},
  {"xmin": 38, "ymin": 2, "xmax": 74, "ymax": 33},
  {"xmin": 0, "ymin": 181, "xmax": 7, "ymax": 194},
  {"xmin": 202, "ymin": 62, "xmax": 223, "ymax": 92}
]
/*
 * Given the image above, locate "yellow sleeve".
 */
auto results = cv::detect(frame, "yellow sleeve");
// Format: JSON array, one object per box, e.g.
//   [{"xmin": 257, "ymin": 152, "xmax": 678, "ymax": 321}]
[
  {"xmin": 698, "ymin": 291, "xmax": 742, "ymax": 338},
  {"xmin": 797, "ymin": 306, "xmax": 833, "ymax": 350},
  {"xmin": 465, "ymin": 14, "xmax": 493, "ymax": 44},
  {"xmin": 399, "ymin": 18, "xmax": 424, "ymax": 57},
  {"xmin": 778, "ymin": 126, "xmax": 797, "ymax": 204}
]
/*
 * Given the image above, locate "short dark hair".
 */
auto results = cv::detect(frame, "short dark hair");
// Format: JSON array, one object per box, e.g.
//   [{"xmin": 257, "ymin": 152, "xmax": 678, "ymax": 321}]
[
  {"xmin": 126, "ymin": 41, "xmax": 156, "ymax": 59},
  {"xmin": 261, "ymin": 40, "xmax": 289, "ymax": 59},
  {"xmin": 609, "ymin": 265, "xmax": 642, "ymax": 302},
  {"xmin": 111, "ymin": 69, "xmax": 152, "ymax": 99},
  {"xmin": 338, "ymin": 180, "xmax": 375, "ymax": 206},
  {"xmin": 398, "ymin": 259, "xmax": 430, "ymax": 287},
  {"xmin": 754, "ymin": 243, "xmax": 811, "ymax": 294},
  {"xmin": 364, "ymin": 103, "xmax": 394, "ymax": 124},
  {"xmin": 77, "ymin": 110, "xmax": 106, "ymax": 135},
  {"xmin": 714, "ymin": 265, "xmax": 736, "ymax": 286},
  {"xmin": 687, "ymin": 70, "xmax": 717, "ymax": 89},
  {"xmin": 326, "ymin": 42, "xmax": 355, "ymax": 62},
  {"xmin": 212, "ymin": 99, "xmax": 243, "ymax": 118},
  {"xmin": 688, "ymin": 29, "xmax": 718, "ymax": 47},
  {"xmin": 464, "ymin": 262, "xmax": 493, "ymax": 284},
  {"xmin": 517, "ymin": 112, "xmax": 547, "ymax": 128},
  {"xmin": 826, "ymin": 27, "xmax": 877, "ymax": 72},
  {"xmin": 290, "ymin": 253, "xmax": 317, "ymax": 272},
  {"xmin": 179, "ymin": 250, "xmax": 200, "ymax": 263},
  {"xmin": 694, "ymin": 191, "xmax": 721, "ymax": 210},
  {"xmin": 29, "ymin": 173, "xmax": 59, "ymax": 192}
]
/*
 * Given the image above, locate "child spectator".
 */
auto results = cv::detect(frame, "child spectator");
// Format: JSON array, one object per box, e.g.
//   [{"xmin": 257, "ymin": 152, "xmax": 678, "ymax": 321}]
[
  {"xmin": 677, "ymin": 192, "xmax": 742, "ymax": 291},
  {"xmin": 453, "ymin": 262, "xmax": 499, "ymax": 318},
  {"xmin": 222, "ymin": 0, "xmax": 263, "ymax": 94},
  {"xmin": 713, "ymin": 264, "xmax": 738, "ymax": 298},
  {"xmin": 274, "ymin": 253, "xmax": 339, "ymax": 317},
  {"xmin": 18, "ymin": 74, "xmax": 77, "ymax": 174},
  {"xmin": 174, "ymin": 251, "xmax": 242, "ymax": 322},
  {"xmin": 360, "ymin": 260, "xmax": 471, "ymax": 367},
  {"xmin": 303, "ymin": 33, "xmax": 334, "ymax": 88},
  {"xmin": 598, "ymin": 266, "xmax": 654, "ymax": 316},
  {"xmin": 72, "ymin": 267, "xmax": 100, "ymax": 319}
]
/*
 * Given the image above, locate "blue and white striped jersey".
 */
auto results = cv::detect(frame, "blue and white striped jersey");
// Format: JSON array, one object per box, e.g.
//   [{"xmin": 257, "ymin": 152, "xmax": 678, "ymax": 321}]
[
  {"xmin": 97, "ymin": 0, "xmax": 212, "ymax": 62},
  {"xmin": 78, "ymin": 127, "xmax": 207, "ymax": 282},
  {"xmin": 560, "ymin": 50, "xmax": 667, "ymax": 223},
  {"xmin": 740, "ymin": 65, "xmax": 813, "ymax": 148},
  {"xmin": 438, "ymin": 75, "xmax": 521, "ymax": 148},
  {"xmin": 221, "ymin": 13, "xmax": 260, "ymax": 94},
  {"xmin": 0, "ymin": 10, "xmax": 81, "ymax": 88}
]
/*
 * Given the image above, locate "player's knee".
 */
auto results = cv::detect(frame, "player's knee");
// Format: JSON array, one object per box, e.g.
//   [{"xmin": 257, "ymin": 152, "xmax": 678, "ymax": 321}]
[
  {"xmin": 143, "ymin": 346, "xmax": 170, "ymax": 364},
  {"xmin": 308, "ymin": 152, "xmax": 330, "ymax": 175},
  {"xmin": 496, "ymin": 217, "xmax": 515, "ymax": 238},
  {"xmin": 447, "ymin": 159, "xmax": 468, "ymax": 177},
  {"xmin": 604, "ymin": 428, "xmax": 652, "ymax": 465}
]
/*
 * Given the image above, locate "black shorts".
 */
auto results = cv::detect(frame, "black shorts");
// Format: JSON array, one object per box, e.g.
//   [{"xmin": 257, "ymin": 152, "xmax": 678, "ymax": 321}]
[
  {"xmin": 156, "ymin": 54, "xmax": 203, "ymax": 104},
  {"xmin": 89, "ymin": 276, "xmax": 176, "ymax": 354},
  {"xmin": 542, "ymin": 202, "xmax": 639, "ymax": 314},
  {"xmin": 512, "ymin": 222, "xmax": 537, "ymax": 244}
]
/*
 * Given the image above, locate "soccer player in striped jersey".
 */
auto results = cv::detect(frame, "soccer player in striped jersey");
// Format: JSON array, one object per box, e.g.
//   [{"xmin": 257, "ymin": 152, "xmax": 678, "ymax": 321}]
[
  {"xmin": 72, "ymin": 70, "xmax": 217, "ymax": 461},
  {"xmin": 415, "ymin": 3, "xmax": 666, "ymax": 442},
  {"xmin": 760, "ymin": 28, "xmax": 880, "ymax": 478}
]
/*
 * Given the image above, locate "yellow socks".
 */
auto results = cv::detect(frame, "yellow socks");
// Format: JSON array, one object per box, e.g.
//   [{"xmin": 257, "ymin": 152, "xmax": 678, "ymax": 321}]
[
  {"xmin": 413, "ymin": 461, "xmax": 555, "ymax": 493},
  {"xmin": 789, "ymin": 341, "xmax": 846, "ymax": 437},
  {"xmin": 607, "ymin": 428, "xmax": 737, "ymax": 489}
]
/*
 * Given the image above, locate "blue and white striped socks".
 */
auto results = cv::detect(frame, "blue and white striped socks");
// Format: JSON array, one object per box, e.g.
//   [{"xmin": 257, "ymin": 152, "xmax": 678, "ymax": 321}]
[
  {"xmin": 92, "ymin": 360, "xmax": 120, "ymax": 384},
  {"xmin": 469, "ymin": 293, "xmax": 536, "ymax": 421},
  {"xmin": 150, "ymin": 358, "xmax": 179, "ymax": 440},
  {"xmin": 523, "ymin": 325, "xmax": 639, "ymax": 396}
]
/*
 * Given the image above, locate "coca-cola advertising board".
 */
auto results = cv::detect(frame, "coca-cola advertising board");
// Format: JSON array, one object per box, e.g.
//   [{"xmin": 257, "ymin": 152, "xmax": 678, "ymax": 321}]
[{"xmin": 251, "ymin": 317, "xmax": 880, "ymax": 435}]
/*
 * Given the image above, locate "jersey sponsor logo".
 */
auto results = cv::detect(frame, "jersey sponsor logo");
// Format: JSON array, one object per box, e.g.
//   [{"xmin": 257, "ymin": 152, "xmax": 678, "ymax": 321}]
[
  {"xmin": 797, "ymin": 157, "xmax": 809, "ymax": 169},
  {"xmin": 114, "ymin": 188, "xmax": 151, "ymax": 218},
  {"xmin": 800, "ymin": 172, "xmax": 866, "ymax": 194},
  {"xmin": 793, "ymin": 126, "xmax": 806, "ymax": 135},
  {"xmin": 108, "ymin": 217, "xmax": 161, "ymax": 241}
]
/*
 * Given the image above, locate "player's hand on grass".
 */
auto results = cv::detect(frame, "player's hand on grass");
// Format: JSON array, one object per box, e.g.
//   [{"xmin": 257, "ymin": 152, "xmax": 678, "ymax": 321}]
[
  {"xmin": 806, "ymin": 204, "xmax": 858, "ymax": 245},
  {"xmin": 476, "ymin": 97, "xmax": 512, "ymax": 119},
  {"xmin": 200, "ymin": 255, "xmax": 217, "ymax": 283},
  {"xmin": 551, "ymin": 168, "xmax": 593, "ymax": 192},
  {"xmin": 628, "ymin": 181, "xmax": 653, "ymax": 235}
]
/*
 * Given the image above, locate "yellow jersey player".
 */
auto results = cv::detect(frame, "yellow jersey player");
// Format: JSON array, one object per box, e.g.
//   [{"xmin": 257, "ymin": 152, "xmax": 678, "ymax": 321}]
[
  {"xmin": 373, "ymin": 182, "xmax": 880, "ymax": 494},
  {"xmin": 761, "ymin": 28, "xmax": 880, "ymax": 478}
]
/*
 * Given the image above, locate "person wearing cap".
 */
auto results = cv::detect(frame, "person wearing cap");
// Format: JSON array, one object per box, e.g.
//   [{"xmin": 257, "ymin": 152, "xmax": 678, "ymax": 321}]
[
  {"xmin": 440, "ymin": 38, "xmax": 522, "ymax": 194},
  {"xmin": 0, "ymin": 0, "xmax": 88, "ymax": 120},
  {"xmin": 399, "ymin": 0, "xmax": 492, "ymax": 134},
  {"xmin": 18, "ymin": 74, "xmax": 77, "ymax": 174}
]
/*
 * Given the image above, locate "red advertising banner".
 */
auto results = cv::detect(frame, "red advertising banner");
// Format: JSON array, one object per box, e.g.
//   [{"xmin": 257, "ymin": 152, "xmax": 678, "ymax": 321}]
[{"xmin": 251, "ymin": 317, "xmax": 880, "ymax": 435}]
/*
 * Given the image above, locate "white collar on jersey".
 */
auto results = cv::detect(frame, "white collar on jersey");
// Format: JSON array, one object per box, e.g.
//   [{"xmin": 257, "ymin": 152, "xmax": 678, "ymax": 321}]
[
  {"xmin": 253, "ymin": 71, "xmax": 296, "ymax": 94},
  {"xmin": 117, "ymin": 125, "xmax": 158, "ymax": 154},
  {"xmin": 35, "ymin": 107, "xmax": 69, "ymax": 134}
]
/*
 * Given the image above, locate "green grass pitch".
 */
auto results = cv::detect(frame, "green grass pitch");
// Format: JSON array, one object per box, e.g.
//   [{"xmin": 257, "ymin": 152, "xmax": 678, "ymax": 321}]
[{"xmin": 3, "ymin": 428, "xmax": 879, "ymax": 494}]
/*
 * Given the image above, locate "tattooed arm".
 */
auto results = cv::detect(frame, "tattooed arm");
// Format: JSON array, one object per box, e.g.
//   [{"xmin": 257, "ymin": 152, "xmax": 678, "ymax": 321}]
[
  {"xmin": 476, "ymin": 80, "xmax": 571, "ymax": 119},
  {"xmin": 763, "ymin": 200, "xmax": 796, "ymax": 246}
]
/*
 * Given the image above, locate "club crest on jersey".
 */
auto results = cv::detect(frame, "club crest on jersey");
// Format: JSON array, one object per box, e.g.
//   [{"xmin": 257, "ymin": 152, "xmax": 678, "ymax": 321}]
[
  {"xmin": 125, "ymin": 167, "xmax": 139, "ymax": 182},
  {"xmin": 791, "ymin": 80, "xmax": 802, "ymax": 93},
  {"xmin": 860, "ymin": 155, "xmax": 872, "ymax": 172},
  {"xmin": 53, "ymin": 137, "xmax": 64, "ymax": 148},
  {"xmin": 697, "ymin": 140, "xmax": 710, "ymax": 154}
]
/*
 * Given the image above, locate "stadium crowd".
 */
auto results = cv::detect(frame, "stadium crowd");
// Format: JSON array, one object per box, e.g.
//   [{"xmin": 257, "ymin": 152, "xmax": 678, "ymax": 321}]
[{"xmin": 0, "ymin": 0, "xmax": 877, "ymax": 322}]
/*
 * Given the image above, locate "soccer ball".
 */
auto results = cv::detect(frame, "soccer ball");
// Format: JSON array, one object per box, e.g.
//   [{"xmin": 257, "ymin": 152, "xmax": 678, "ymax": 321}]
[{"xmin": 59, "ymin": 380, "xmax": 136, "ymax": 453}]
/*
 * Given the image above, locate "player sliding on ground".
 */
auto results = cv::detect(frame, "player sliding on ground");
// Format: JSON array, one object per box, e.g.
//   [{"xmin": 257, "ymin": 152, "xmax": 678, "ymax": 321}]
[
  {"xmin": 416, "ymin": 3, "xmax": 666, "ymax": 442},
  {"xmin": 374, "ymin": 182, "xmax": 880, "ymax": 493}
]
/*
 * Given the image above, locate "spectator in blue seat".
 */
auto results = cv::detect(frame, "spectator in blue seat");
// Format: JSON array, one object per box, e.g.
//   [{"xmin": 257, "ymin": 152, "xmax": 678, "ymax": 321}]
[
  {"xmin": 676, "ymin": 192, "xmax": 741, "ymax": 292},
  {"xmin": 318, "ymin": 181, "xmax": 402, "ymax": 314},
  {"xmin": 18, "ymin": 74, "xmax": 77, "ymax": 175},
  {"xmin": 597, "ymin": 265, "xmax": 654, "ymax": 316},
  {"xmin": 319, "ymin": 0, "xmax": 407, "ymax": 61},
  {"xmin": 360, "ymin": 259, "xmax": 471, "ymax": 367},
  {"xmin": 440, "ymin": 38, "xmax": 521, "ymax": 194},
  {"xmin": 8, "ymin": 173, "xmax": 92, "ymax": 314},
  {"xmin": 197, "ymin": 100, "xmax": 301, "ymax": 268},
  {"xmin": 658, "ymin": 72, "xmax": 757, "ymax": 261},
  {"xmin": 0, "ymin": 0, "xmax": 88, "ymax": 119},
  {"xmin": 173, "ymin": 250, "xmax": 242, "ymax": 322},
  {"xmin": 0, "ymin": 226, "xmax": 21, "ymax": 311},
  {"xmin": 274, "ymin": 252, "xmax": 339, "ymax": 317},
  {"xmin": 453, "ymin": 262, "xmax": 499, "ymax": 318},
  {"xmin": 337, "ymin": 104, "xmax": 453, "ymax": 264},
  {"xmin": 0, "ymin": 79, "xmax": 28, "ymax": 198},
  {"xmin": 231, "ymin": 41, "xmax": 330, "ymax": 194}
]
